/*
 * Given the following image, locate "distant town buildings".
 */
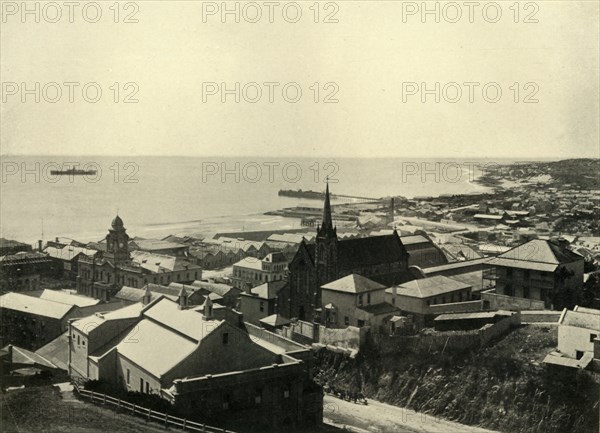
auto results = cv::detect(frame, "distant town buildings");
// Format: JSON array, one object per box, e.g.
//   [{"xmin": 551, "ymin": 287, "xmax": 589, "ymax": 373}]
[{"xmin": 77, "ymin": 216, "xmax": 201, "ymax": 301}]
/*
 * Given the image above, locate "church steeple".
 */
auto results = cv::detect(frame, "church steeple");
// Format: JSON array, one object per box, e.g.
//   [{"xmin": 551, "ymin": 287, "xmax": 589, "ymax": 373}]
[{"xmin": 318, "ymin": 180, "xmax": 336, "ymax": 239}]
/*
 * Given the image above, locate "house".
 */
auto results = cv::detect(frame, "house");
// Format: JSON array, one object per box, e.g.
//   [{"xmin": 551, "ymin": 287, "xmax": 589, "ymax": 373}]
[
  {"xmin": 487, "ymin": 239, "xmax": 585, "ymax": 309},
  {"xmin": 68, "ymin": 296, "xmax": 323, "ymax": 429},
  {"xmin": 232, "ymin": 252, "xmax": 288, "ymax": 291},
  {"xmin": 385, "ymin": 275, "xmax": 473, "ymax": 325},
  {"xmin": 321, "ymin": 274, "xmax": 399, "ymax": 330},
  {"xmin": 543, "ymin": 306, "xmax": 600, "ymax": 370},
  {"xmin": 240, "ymin": 281, "xmax": 286, "ymax": 326}
]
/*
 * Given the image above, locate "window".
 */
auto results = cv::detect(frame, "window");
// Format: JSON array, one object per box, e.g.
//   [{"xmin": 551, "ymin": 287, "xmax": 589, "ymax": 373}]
[
  {"xmin": 344, "ymin": 316, "xmax": 349, "ymax": 326},
  {"xmin": 576, "ymin": 350, "xmax": 584, "ymax": 360},
  {"xmin": 126, "ymin": 369, "xmax": 130, "ymax": 384},
  {"xmin": 222, "ymin": 333, "xmax": 229, "ymax": 345},
  {"xmin": 259, "ymin": 301, "xmax": 264, "ymax": 312},
  {"xmin": 357, "ymin": 320, "xmax": 365, "ymax": 328},
  {"xmin": 392, "ymin": 297, "xmax": 396, "ymax": 305},
  {"xmin": 283, "ymin": 384, "xmax": 291, "ymax": 399},
  {"xmin": 523, "ymin": 287, "xmax": 530, "ymax": 299},
  {"xmin": 140, "ymin": 378, "xmax": 144, "ymax": 393},
  {"xmin": 590, "ymin": 334, "xmax": 597, "ymax": 343},
  {"xmin": 367, "ymin": 293, "xmax": 371, "ymax": 305},
  {"xmin": 77, "ymin": 335, "xmax": 80, "ymax": 345},
  {"xmin": 358, "ymin": 294, "xmax": 363, "ymax": 306},
  {"xmin": 146, "ymin": 382, "xmax": 150, "ymax": 394}
]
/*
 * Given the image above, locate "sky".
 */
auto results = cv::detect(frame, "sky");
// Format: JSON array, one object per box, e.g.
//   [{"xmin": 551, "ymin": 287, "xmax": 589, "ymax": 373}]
[{"xmin": 1, "ymin": 0, "xmax": 599, "ymax": 159}]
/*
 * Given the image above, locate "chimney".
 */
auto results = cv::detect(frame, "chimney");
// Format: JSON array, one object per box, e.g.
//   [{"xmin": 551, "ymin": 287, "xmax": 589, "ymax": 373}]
[
  {"xmin": 557, "ymin": 237, "xmax": 569, "ymax": 250},
  {"xmin": 203, "ymin": 297, "xmax": 214, "ymax": 319},
  {"xmin": 38, "ymin": 240, "xmax": 43, "ymax": 251},
  {"xmin": 142, "ymin": 286, "xmax": 153, "ymax": 306},
  {"xmin": 178, "ymin": 286, "xmax": 188, "ymax": 309}
]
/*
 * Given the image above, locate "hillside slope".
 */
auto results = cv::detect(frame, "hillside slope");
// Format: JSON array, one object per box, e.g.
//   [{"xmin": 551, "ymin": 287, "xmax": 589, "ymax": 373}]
[{"xmin": 314, "ymin": 326, "xmax": 599, "ymax": 433}]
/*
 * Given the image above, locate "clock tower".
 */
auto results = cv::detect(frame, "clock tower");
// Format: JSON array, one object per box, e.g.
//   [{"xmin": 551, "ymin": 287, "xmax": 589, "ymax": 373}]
[{"xmin": 104, "ymin": 215, "xmax": 130, "ymax": 264}]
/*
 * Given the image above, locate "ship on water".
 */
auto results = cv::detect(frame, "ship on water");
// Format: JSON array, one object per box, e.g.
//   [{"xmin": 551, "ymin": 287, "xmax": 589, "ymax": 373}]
[
  {"xmin": 50, "ymin": 167, "xmax": 97, "ymax": 176},
  {"xmin": 278, "ymin": 189, "xmax": 326, "ymax": 200}
]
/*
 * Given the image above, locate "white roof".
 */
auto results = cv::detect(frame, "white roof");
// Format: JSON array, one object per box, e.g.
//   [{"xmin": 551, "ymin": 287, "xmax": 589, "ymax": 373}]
[
  {"xmin": 39, "ymin": 290, "xmax": 100, "ymax": 307},
  {"xmin": 143, "ymin": 298, "xmax": 223, "ymax": 342},
  {"xmin": 0, "ymin": 292, "xmax": 74, "ymax": 319},
  {"xmin": 116, "ymin": 319, "xmax": 198, "ymax": 377}
]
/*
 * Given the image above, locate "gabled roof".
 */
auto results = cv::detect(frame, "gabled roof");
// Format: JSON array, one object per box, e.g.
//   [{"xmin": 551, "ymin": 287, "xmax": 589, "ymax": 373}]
[
  {"xmin": 0, "ymin": 292, "xmax": 75, "ymax": 319},
  {"xmin": 387, "ymin": 275, "xmax": 471, "ymax": 299},
  {"xmin": 45, "ymin": 245, "xmax": 98, "ymax": 261},
  {"xmin": 322, "ymin": 274, "xmax": 385, "ymax": 294},
  {"xmin": 116, "ymin": 298, "xmax": 225, "ymax": 378}
]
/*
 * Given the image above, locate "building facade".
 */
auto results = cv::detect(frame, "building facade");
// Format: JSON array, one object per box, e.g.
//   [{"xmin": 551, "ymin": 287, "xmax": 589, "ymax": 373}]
[
  {"xmin": 232, "ymin": 252, "xmax": 288, "ymax": 290},
  {"xmin": 77, "ymin": 216, "xmax": 202, "ymax": 301}
]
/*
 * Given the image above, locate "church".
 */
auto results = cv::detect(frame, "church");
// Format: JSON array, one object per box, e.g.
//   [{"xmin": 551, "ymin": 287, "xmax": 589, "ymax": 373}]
[
  {"xmin": 77, "ymin": 216, "xmax": 202, "ymax": 301},
  {"xmin": 277, "ymin": 184, "xmax": 411, "ymax": 321}
]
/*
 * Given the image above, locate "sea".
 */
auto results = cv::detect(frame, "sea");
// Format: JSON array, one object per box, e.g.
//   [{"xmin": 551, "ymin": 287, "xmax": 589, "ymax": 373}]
[{"xmin": 0, "ymin": 155, "xmax": 526, "ymax": 246}]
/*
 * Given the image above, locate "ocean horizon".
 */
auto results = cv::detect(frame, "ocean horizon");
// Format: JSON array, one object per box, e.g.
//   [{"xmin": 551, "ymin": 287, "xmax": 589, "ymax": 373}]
[{"xmin": 0, "ymin": 155, "xmax": 542, "ymax": 245}]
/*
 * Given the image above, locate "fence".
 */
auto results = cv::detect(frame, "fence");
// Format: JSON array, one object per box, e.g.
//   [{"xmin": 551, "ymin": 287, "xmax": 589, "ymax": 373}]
[
  {"xmin": 72, "ymin": 383, "xmax": 233, "ymax": 433},
  {"xmin": 481, "ymin": 290, "xmax": 546, "ymax": 311}
]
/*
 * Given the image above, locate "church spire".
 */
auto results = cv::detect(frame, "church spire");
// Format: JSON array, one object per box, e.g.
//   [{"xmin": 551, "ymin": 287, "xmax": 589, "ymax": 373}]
[{"xmin": 318, "ymin": 179, "xmax": 336, "ymax": 239}]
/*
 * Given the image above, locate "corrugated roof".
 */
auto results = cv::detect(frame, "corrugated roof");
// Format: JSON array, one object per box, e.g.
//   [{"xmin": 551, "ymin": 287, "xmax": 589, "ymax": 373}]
[
  {"xmin": 0, "ymin": 292, "xmax": 74, "ymax": 319},
  {"xmin": 387, "ymin": 275, "xmax": 471, "ymax": 299},
  {"xmin": 322, "ymin": 274, "xmax": 385, "ymax": 294}
]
